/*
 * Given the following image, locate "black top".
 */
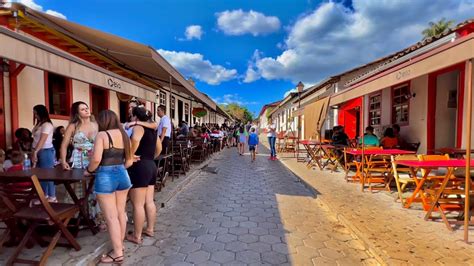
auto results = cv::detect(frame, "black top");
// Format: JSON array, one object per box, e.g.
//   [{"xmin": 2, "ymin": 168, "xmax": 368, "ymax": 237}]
[
  {"xmin": 100, "ymin": 131, "xmax": 125, "ymax": 166},
  {"xmin": 133, "ymin": 126, "xmax": 157, "ymax": 160},
  {"xmin": 332, "ymin": 132, "xmax": 349, "ymax": 146}
]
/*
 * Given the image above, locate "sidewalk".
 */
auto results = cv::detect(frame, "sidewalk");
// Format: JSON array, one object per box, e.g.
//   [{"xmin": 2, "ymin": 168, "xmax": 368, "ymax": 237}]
[
  {"xmin": 274, "ymin": 149, "xmax": 474, "ymax": 264},
  {"xmin": 0, "ymin": 158, "xmax": 208, "ymax": 266}
]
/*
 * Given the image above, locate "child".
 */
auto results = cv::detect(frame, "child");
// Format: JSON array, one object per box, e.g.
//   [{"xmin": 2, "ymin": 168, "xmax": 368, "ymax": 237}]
[
  {"xmin": 7, "ymin": 151, "xmax": 32, "ymax": 190},
  {"xmin": 248, "ymin": 128, "xmax": 259, "ymax": 162}
]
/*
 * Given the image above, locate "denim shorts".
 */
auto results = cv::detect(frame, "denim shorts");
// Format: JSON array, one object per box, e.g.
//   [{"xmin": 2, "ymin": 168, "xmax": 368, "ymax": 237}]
[{"xmin": 94, "ymin": 164, "xmax": 132, "ymax": 194}]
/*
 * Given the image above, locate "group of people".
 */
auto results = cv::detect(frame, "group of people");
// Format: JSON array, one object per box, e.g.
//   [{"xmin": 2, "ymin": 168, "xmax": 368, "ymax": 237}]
[
  {"xmin": 330, "ymin": 124, "xmax": 404, "ymax": 149},
  {"xmin": 1, "ymin": 100, "xmax": 176, "ymax": 264}
]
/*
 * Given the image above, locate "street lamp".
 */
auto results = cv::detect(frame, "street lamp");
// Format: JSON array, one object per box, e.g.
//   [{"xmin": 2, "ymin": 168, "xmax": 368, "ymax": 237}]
[{"xmin": 296, "ymin": 81, "xmax": 304, "ymax": 139}]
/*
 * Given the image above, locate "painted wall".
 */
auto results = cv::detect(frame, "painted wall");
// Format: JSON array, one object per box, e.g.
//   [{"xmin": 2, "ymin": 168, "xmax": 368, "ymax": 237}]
[
  {"xmin": 17, "ymin": 66, "xmax": 46, "ymax": 129},
  {"xmin": 435, "ymin": 71, "xmax": 459, "ymax": 149}
]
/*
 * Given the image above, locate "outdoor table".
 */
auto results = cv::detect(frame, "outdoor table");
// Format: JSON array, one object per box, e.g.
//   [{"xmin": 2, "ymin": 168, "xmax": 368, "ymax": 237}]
[
  {"xmin": 346, "ymin": 149, "xmax": 415, "ymax": 191},
  {"xmin": 0, "ymin": 167, "xmax": 97, "ymax": 235},
  {"xmin": 396, "ymin": 159, "xmax": 474, "ymax": 231},
  {"xmin": 434, "ymin": 148, "xmax": 474, "ymax": 158},
  {"xmin": 299, "ymin": 140, "xmax": 324, "ymax": 170}
]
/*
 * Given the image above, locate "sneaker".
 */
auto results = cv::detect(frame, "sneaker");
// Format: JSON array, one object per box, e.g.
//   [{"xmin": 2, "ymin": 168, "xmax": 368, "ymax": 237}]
[
  {"xmin": 48, "ymin": 197, "xmax": 58, "ymax": 203},
  {"xmin": 268, "ymin": 156, "xmax": 273, "ymax": 160}
]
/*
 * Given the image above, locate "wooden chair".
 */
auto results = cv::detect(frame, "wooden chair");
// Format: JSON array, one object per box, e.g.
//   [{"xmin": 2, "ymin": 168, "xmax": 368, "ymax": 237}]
[
  {"xmin": 276, "ymin": 131, "xmax": 286, "ymax": 152},
  {"xmin": 155, "ymin": 154, "xmax": 171, "ymax": 191},
  {"xmin": 362, "ymin": 147, "xmax": 390, "ymax": 192},
  {"xmin": 390, "ymin": 154, "xmax": 419, "ymax": 206},
  {"xmin": 172, "ymin": 144, "xmax": 188, "ymax": 177},
  {"xmin": 191, "ymin": 139, "xmax": 208, "ymax": 163},
  {"xmin": 418, "ymin": 154, "xmax": 466, "ymax": 227},
  {"xmin": 344, "ymin": 148, "xmax": 360, "ymax": 182},
  {"xmin": 0, "ymin": 175, "xmax": 80, "ymax": 266}
]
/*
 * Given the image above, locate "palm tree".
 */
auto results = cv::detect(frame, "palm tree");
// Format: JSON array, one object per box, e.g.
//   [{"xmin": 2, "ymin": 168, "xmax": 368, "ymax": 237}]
[{"xmin": 422, "ymin": 18, "xmax": 455, "ymax": 40}]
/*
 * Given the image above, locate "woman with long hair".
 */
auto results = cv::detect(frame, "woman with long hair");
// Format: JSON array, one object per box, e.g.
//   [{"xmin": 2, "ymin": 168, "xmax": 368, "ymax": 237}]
[
  {"xmin": 60, "ymin": 101, "xmax": 98, "ymax": 170},
  {"xmin": 31, "ymin": 105, "xmax": 56, "ymax": 201},
  {"xmin": 126, "ymin": 106, "xmax": 162, "ymax": 244},
  {"xmin": 84, "ymin": 110, "xmax": 133, "ymax": 264},
  {"xmin": 238, "ymin": 126, "xmax": 247, "ymax": 156}
]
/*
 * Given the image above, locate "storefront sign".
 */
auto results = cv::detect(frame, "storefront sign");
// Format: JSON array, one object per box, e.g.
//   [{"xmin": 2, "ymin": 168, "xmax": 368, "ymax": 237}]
[
  {"xmin": 395, "ymin": 69, "xmax": 411, "ymax": 80},
  {"xmin": 107, "ymin": 77, "xmax": 122, "ymax": 89}
]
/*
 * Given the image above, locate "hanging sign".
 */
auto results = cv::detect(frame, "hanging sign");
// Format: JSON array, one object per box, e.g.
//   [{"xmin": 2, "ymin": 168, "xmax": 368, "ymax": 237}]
[{"xmin": 192, "ymin": 107, "xmax": 207, "ymax": 118}]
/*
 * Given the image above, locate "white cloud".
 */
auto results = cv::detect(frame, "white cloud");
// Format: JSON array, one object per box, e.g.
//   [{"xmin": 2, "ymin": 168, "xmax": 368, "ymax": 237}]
[
  {"xmin": 184, "ymin": 25, "xmax": 203, "ymax": 40},
  {"xmin": 14, "ymin": 0, "xmax": 67, "ymax": 19},
  {"xmin": 216, "ymin": 9, "xmax": 281, "ymax": 36},
  {"xmin": 245, "ymin": 0, "xmax": 474, "ymax": 84},
  {"xmin": 157, "ymin": 49, "xmax": 238, "ymax": 85},
  {"xmin": 214, "ymin": 94, "xmax": 258, "ymax": 106},
  {"xmin": 243, "ymin": 50, "xmax": 262, "ymax": 83},
  {"xmin": 45, "ymin": 10, "xmax": 67, "ymax": 20}
]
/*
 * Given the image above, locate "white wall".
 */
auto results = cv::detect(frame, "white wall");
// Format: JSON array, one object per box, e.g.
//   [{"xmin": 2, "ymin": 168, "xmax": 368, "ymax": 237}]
[{"xmin": 435, "ymin": 71, "xmax": 459, "ymax": 149}]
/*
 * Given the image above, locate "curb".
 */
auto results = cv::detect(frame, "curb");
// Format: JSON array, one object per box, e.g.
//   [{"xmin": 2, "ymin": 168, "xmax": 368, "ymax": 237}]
[{"xmin": 278, "ymin": 157, "xmax": 388, "ymax": 266}]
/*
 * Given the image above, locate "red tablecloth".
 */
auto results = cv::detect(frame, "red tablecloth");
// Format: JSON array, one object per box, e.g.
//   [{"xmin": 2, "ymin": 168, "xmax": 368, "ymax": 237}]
[
  {"xmin": 299, "ymin": 140, "xmax": 322, "ymax": 145},
  {"xmin": 345, "ymin": 149, "xmax": 415, "ymax": 156},
  {"xmin": 396, "ymin": 159, "xmax": 474, "ymax": 168}
]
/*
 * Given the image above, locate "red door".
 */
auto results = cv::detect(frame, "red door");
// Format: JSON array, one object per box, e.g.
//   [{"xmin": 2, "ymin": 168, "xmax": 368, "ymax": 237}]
[{"xmin": 338, "ymin": 97, "xmax": 362, "ymax": 139}]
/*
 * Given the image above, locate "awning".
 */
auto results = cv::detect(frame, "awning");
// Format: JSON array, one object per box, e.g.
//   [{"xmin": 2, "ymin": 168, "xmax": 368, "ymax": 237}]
[
  {"xmin": 303, "ymin": 97, "xmax": 330, "ymax": 139},
  {"xmin": 10, "ymin": 4, "xmax": 216, "ymax": 109},
  {"xmin": 0, "ymin": 27, "xmax": 156, "ymax": 101},
  {"xmin": 330, "ymin": 33, "xmax": 474, "ymax": 106}
]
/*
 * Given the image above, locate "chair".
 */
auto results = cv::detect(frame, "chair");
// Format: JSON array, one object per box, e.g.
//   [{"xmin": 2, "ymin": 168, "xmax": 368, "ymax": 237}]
[
  {"xmin": 360, "ymin": 147, "xmax": 388, "ymax": 192},
  {"xmin": 276, "ymin": 131, "xmax": 286, "ymax": 152},
  {"xmin": 0, "ymin": 175, "xmax": 80, "ymax": 266},
  {"xmin": 191, "ymin": 139, "xmax": 208, "ymax": 163},
  {"xmin": 390, "ymin": 154, "xmax": 419, "ymax": 206},
  {"xmin": 155, "ymin": 154, "xmax": 171, "ymax": 191},
  {"xmin": 344, "ymin": 148, "xmax": 360, "ymax": 182}
]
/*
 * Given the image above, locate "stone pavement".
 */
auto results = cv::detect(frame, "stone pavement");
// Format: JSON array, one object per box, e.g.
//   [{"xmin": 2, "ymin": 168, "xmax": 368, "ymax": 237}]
[
  {"xmin": 276, "ymin": 149, "xmax": 474, "ymax": 265},
  {"xmin": 123, "ymin": 147, "xmax": 377, "ymax": 265},
  {"xmin": 0, "ymin": 158, "xmax": 204, "ymax": 265}
]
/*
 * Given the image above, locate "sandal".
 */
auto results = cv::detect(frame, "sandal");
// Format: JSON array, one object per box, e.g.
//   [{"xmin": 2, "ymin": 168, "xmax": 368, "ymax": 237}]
[
  {"xmin": 125, "ymin": 233, "xmax": 143, "ymax": 244},
  {"xmin": 143, "ymin": 230, "xmax": 154, "ymax": 237},
  {"xmin": 100, "ymin": 254, "xmax": 124, "ymax": 264}
]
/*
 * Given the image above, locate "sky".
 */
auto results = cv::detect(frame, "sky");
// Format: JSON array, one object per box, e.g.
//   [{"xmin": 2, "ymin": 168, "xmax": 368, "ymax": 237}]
[{"xmin": 9, "ymin": 0, "xmax": 474, "ymax": 116}]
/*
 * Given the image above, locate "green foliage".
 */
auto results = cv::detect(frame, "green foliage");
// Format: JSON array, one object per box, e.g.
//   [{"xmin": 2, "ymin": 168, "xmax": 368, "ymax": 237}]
[
  {"xmin": 220, "ymin": 103, "xmax": 254, "ymax": 123},
  {"xmin": 421, "ymin": 18, "xmax": 455, "ymax": 40}
]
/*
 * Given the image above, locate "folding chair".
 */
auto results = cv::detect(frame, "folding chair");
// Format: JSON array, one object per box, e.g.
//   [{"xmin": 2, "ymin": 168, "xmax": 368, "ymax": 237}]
[
  {"xmin": 363, "ymin": 147, "xmax": 390, "ymax": 192},
  {"xmin": 344, "ymin": 148, "xmax": 361, "ymax": 182},
  {"xmin": 418, "ymin": 154, "xmax": 466, "ymax": 229},
  {"xmin": 2, "ymin": 175, "xmax": 80, "ymax": 266},
  {"xmin": 390, "ymin": 154, "xmax": 419, "ymax": 206}
]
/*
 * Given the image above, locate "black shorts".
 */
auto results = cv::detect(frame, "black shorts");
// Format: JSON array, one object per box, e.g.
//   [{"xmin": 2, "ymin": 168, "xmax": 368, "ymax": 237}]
[
  {"xmin": 249, "ymin": 145, "xmax": 256, "ymax": 151},
  {"xmin": 128, "ymin": 159, "xmax": 157, "ymax": 188},
  {"xmin": 161, "ymin": 137, "xmax": 170, "ymax": 155}
]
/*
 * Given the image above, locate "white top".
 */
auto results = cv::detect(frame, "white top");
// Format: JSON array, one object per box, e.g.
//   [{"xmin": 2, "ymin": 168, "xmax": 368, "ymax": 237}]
[
  {"xmin": 32, "ymin": 122, "xmax": 54, "ymax": 149},
  {"xmin": 267, "ymin": 123, "xmax": 276, "ymax": 137},
  {"xmin": 157, "ymin": 115, "xmax": 172, "ymax": 138}
]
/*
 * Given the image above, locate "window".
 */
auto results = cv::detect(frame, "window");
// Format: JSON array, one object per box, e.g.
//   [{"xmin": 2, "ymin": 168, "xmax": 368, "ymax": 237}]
[
  {"xmin": 170, "ymin": 96, "xmax": 176, "ymax": 119},
  {"xmin": 392, "ymin": 84, "xmax": 410, "ymax": 124},
  {"xmin": 184, "ymin": 103, "xmax": 189, "ymax": 122},
  {"xmin": 45, "ymin": 72, "xmax": 71, "ymax": 117},
  {"xmin": 90, "ymin": 86, "xmax": 109, "ymax": 118},
  {"xmin": 159, "ymin": 91, "xmax": 166, "ymax": 107},
  {"xmin": 368, "ymin": 93, "xmax": 382, "ymax": 126}
]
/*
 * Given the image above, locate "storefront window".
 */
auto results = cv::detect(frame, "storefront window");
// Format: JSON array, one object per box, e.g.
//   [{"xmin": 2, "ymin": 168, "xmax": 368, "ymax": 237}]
[
  {"xmin": 369, "ymin": 93, "xmax": 381, "ymax": 126},
  {"xmin": 170, "ymin": 96, "xmax": 176, "ymax": 118},
  {"xmin": 46, "ymin": 72, "xmax": 71, "ymax": 117},
  {"xmin": 184, "ymin": 103, "xmax": 189, "ymax": 122},
  {"xmin": 159, "ymin": 91, "xmax": 166, "ymax": 107},
  {"xmin": 392, "ymin": 84, "xmax": 410, "ymax": 124}
]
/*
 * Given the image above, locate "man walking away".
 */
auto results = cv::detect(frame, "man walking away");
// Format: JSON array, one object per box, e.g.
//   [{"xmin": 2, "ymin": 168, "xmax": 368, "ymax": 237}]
[{"xmin": 248, "ymin": 128, "xmax": 259, "ymax": 162}]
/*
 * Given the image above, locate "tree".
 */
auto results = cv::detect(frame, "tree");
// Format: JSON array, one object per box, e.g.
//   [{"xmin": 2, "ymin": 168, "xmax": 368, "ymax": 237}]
[
  {"xmin": 220, "ymin": 103, "xmax": 254, "ymax": 123},
  {"xmin": 421, "ymin": 18, "xmax": 455, "ymax": 40}
]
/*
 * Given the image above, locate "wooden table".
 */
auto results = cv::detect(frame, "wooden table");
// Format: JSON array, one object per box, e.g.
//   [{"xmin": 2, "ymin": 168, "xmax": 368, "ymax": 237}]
[
  {"xmin": 396, "ymin": 159, "xmax": 474, "ymax": 231},
  {"xmin": 434, "ymin": 148, "xmax": 474, "ymax": 158},
  {"xmin": 299, "ymin": 140, "xmax": 325, "ymax": 170},
  {"xmin": 345, "ymin": 149, "xmax": 415, "ymax": 192},
  {"xmin": 0, "ymin": 168, "xmax": 97, "ymax": 235}
]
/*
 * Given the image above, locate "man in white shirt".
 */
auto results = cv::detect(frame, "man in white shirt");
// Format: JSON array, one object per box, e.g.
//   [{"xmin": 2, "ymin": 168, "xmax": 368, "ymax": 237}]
[{"xmin": 157, "ymin": 105, "xmax": 171, "ymax": 154}]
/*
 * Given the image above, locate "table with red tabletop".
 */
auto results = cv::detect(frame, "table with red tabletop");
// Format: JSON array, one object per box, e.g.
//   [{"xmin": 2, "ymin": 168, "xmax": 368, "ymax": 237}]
[
  {"xmin": 433, "ymin": 148, "xmax": 474, "ymax": 158},
  {"xmin": 396, "ymin": 159, "xmax": 474, "ymax": 231},
  {"xmin": 345, "ymin": 149, "xmax": 415, "ymax": 192}
]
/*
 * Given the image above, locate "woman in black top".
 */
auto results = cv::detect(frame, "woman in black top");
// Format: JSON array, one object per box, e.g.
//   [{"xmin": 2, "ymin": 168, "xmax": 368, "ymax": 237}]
[{"xmin": 126, "ymin": 107, "xmax": 162, "ymax": 244}]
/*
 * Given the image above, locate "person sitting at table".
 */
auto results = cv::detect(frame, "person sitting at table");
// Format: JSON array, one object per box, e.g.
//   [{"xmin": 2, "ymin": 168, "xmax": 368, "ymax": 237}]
[
  {"xmin": 126, "ymin": 106, "xmax": 162, "ymax": 245},
  {"xmin": 178, "ymin": 121, "xmax": 189, "ymax": 138},
  {"xmin": 392, "ymin": 124, "xmax": 406, "ymax": 148},
  {"xmin": 380, "ymin": 127, "xmax": 398, "ymax": 149},
  {"xmin": 13, "ymin": 128, "xmax": 33, "ymax": 154},
  {"xmin": 332, "ymin": 126, "xmax": 349, "ymax": 146},
  {"xmin": 31, "ymin": 104, "xmax": 56, "ymax": 203},
  {"xmin": 85, "ymin": 110, "xmax": 134, "ymax": 264},
  {"xmin": 359, "ymin": 126, "xmax": 379, "ymax": 147}
]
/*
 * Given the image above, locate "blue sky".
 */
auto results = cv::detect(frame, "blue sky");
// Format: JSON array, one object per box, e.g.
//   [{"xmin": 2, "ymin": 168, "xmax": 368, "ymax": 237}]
[{"xmin": 12, "ymin": 0, "xmax": 474, "ymax": 116}]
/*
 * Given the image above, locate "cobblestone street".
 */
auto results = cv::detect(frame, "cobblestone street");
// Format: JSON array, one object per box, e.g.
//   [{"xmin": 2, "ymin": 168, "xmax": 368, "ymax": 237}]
[{"xmin": 124, "ymin": 147, "xmax": 377, "ymax": 265}]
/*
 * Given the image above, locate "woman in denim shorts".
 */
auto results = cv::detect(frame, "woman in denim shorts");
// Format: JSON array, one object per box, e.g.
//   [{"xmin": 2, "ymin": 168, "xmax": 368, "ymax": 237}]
[{"xmin": 85, "ymin": 110, "xmax": 133, "ymax": 264}]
